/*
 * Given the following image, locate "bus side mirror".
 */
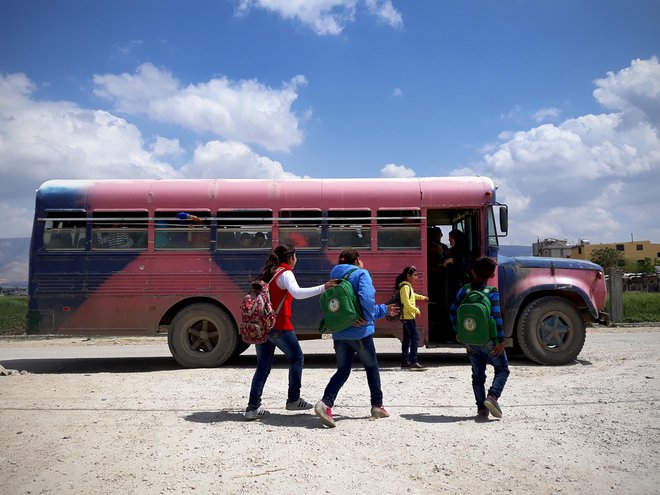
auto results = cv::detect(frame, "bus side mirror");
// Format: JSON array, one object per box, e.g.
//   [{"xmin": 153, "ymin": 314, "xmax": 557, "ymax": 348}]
[{"xmin": 499, "ymin": 207, "xmax": 508, "ymax": 234}]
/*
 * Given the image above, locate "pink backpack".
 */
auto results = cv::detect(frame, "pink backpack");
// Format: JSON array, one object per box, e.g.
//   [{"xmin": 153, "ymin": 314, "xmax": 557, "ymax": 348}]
[{"xmin": 239, "ymin": 268, "xmax": 287, "ymax": 344}]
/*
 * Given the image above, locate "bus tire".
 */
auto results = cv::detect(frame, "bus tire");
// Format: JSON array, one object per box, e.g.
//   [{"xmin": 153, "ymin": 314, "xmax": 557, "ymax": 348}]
[
  {"xmin": 517, "ymin": 296, "xmax": 585, "ymax": 365},
  {"xmin": 168, "ymin": 303, "xmax": 238, "ymax": 368},
  {"xmin": 232, "ymin": 340, "xmax": 251, "ymax": 358}
]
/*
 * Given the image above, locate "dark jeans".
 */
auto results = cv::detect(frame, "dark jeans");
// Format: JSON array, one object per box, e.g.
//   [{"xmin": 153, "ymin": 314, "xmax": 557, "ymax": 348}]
[
  {"xmin": 322, "ymin": 336, "xmax": 383, "ymax": 408},
  {"xmin": 401, "ymin": 319, "xmax": 419, "ymax": 364},
  {"xmin": 466, "ymin": 340, "xmax": 510, "ymax": 409},
  {"xmin": 247, "ymin": 329, "xmax": 304, "ymax": 411}
]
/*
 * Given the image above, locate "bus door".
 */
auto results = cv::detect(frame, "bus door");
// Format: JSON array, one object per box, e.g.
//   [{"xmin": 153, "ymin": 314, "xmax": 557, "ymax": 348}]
[{"xmin": 425, "ymin": 208, "xmax": 480, "ymax": 345}]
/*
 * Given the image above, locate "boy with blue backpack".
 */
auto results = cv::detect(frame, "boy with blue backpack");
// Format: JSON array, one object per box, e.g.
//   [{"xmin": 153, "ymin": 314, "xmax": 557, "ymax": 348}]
[{"xmin": 450, "ymin": 257, "xmax": 510, "ymax": 419}]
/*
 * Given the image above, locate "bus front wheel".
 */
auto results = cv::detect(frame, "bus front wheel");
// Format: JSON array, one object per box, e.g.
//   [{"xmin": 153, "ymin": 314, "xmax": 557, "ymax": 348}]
[
  {"xmin": 168, "ymin": 303, "xmax": 238, "ymax": 368},
  {"xmin": 517, "ymin": 296, "xmax": 586, "ymax": 365}
]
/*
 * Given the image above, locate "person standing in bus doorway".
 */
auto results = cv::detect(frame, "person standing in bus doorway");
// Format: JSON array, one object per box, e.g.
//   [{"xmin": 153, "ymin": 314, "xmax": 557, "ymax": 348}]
[
  {"xmin": 449, "ymin": 257, "xmax": 509, "ymax": 420},
  {"xmin": 394, "ymin": 266, "xmax": 429, "ymax": 369},
  {"xmin": 314, "ymin": 249, "xmax": 399, "ymax": 428},
  {"xmin": 245, "ymin": 244, "xmax": 338, "ymax": 420}
]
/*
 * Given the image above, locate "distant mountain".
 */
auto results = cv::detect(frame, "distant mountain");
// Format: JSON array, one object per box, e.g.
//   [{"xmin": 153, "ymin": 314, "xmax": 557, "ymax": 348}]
[
  {"xmin": 499, "ymin": 245, "xmax": 533, "ymax": 257},
  {"xmin": 0, "ymin": 238, "xmax": 30, "ymax": 287}
]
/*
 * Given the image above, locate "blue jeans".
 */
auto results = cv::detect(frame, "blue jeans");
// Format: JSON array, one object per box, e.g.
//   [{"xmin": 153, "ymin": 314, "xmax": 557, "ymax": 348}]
[
  {"xmin": 322, "ymin": 336, "xmax": 383, "ymax": 408},
  {"xmin": 401, "ymin": 319, "xmax": 419, "ymax": 364},
  {"xmin": 466, "ymin": 340, "xmax": 510, "ymax": 409},
  {"xmin": 247, "ymin": 330, "xmax": 304, "ymax": 411}
]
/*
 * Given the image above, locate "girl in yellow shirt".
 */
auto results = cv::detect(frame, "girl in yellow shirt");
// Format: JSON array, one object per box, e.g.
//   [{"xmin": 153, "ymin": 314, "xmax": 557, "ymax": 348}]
[{"xmin": 394, "ymin": 266, "xmax": 429, "ymax": 369}]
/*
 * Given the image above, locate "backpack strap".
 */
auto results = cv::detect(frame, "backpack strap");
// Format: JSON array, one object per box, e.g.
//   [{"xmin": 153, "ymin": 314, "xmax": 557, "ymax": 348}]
[
  {"xmin": 268, "ymin": 267, "xmax": 289, "ymax": 315},
  {"xmin": 343, "ymin": 267, "xmax": 359, "ymax": 280}
]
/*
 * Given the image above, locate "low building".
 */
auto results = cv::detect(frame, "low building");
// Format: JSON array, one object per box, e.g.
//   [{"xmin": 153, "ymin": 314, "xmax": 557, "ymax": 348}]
[
  {"xmin": 532, "ymin": 238, "xmax": 573, "ymax": 258},
  {"xmin": 570, "ymin": 240, "xmax": 660, "ymax": 263}
]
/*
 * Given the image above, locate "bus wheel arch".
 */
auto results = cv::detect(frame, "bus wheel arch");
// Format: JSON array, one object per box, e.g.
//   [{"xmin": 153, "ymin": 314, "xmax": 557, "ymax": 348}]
[
  {"xmin": 516, "ymin": 295, "xmax": 586, "ymax": 365},
  {"xmin": 168, "ymin": 302, "xmax": 238, "ymax": 368}
]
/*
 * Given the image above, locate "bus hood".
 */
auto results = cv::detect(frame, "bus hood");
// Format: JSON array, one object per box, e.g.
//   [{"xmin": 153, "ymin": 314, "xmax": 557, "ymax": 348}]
[{"xmin": 497, "ymin": 255, "xmax": 604, "ymax": 272}]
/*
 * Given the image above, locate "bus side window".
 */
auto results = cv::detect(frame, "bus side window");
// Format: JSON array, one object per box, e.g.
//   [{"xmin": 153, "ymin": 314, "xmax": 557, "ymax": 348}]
[
  {"xmin": 92, "ymin": 211, "xmax": 148, "ymax": 251},
  {"xmin": 43, "ymin": 212, "xmax": 86, "ymax": 251},
  {"xmin": 279, "ymin": 210, "xmax": 321, "ymax": 249},
  {"xmin": 154, "ymin": 211, "xmax": 210, "ymax": 250},
  {"xmin": 377, "ymin": 210, "xmax": 421, "ymax": 250},
  {"xmin": 217, "ymin": 210, "xmax": 272, "ymax": 251},
  {"xmin": 328, "ymin": 210, "xmax": 371, "ymax": 250}
]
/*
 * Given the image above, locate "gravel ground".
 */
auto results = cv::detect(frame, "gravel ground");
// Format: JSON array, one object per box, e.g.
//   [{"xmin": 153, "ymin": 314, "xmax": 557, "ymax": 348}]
[{"xmin": 0, "ymin": 326, "xmax": 659, "ymax": 495}]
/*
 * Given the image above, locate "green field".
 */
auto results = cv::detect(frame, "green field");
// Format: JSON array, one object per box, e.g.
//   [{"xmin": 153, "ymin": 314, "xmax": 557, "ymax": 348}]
[
  {"xmin": 1, "ymin": 292, "xmax": 659, "ymax": 336},
  {"xmin": 606, "ymin": 291, "xmax": 660, "ymax": 323},
  {"xmin": 0, "ymin": 296, "xmax": 28, "ymax": 336}
]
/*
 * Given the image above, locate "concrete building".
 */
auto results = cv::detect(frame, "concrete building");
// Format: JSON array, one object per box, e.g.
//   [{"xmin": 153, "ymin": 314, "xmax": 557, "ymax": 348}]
[
  {"xmin": 532, "ymin": 238, "xmax": 573, "ymax": 258},
  {"xmin": 570, "ymin": 240, "xmax": 660, "ymax": 263}
]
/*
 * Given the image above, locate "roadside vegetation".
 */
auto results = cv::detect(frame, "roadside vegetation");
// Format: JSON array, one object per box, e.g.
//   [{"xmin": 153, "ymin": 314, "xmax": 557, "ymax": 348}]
[
  {"xmin": 0, "ymin": 296, "xmax": 28, "ymax": 336},
  {"xmin": 606, "ymin": 291, "xmax": 660, "ymax": 323},
  {"xmin": 1, "ymin": 292, "xmax": 659, "ymax": 336}
]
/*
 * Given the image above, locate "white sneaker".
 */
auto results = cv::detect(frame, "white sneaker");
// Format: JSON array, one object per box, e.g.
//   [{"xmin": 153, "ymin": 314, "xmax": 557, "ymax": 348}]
[
  {"xmin": 314, "ymin": 400, "xmax": 336, "ymax": 428},
  {"xmin": 285, "ymin": 398, "xmax": 314, "ymax": 411},
  {"xmin": 244, "ymin": 406, "xmax": 270, "ymax": 420}
]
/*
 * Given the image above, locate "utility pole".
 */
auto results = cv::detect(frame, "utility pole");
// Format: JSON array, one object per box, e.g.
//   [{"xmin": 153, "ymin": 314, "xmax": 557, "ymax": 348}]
[{"xmin": 608, "ymin": 266, "xmax": 624, "ymax": 322}]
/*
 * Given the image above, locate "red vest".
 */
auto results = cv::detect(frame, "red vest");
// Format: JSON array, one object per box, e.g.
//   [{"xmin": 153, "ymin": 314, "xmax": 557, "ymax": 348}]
[{"xmin": 269, "ymin": 263, "xmax": 294, "ymax": 331}]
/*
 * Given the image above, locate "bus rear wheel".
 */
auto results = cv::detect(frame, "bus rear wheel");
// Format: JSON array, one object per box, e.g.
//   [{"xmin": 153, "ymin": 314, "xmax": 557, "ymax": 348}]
[
  {"xmin": 517, "ymin": 296, "xmax": 585, "ymax": 365},
  {"xmin": 168, "ymin": 303, "xmax": 238, "ymax": 368}
]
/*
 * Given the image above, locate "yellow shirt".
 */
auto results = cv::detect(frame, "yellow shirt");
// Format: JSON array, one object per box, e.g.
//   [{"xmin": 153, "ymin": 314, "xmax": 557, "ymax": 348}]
[{"xmin": 398, "ymin": 281, "xmax": 427, "ymax": 320}]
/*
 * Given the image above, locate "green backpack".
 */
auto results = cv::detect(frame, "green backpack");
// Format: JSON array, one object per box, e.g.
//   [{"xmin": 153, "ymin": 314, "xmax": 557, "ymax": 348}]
[
  {"xmin": 319, "ymin": 268, "xmax": 361, "ymax": 333},
  {"xmin": 456, "ymin": 284, "xmax": 497, "ymax": 345}
]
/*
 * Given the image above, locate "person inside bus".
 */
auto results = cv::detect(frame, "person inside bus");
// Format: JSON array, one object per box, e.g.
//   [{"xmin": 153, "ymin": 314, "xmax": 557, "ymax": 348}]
[
  {"xmin": 428, "ymin": 227, "xmax": 449, "ymax": 268},
  {"xmin": 169, "ymin": 212, "xmax": 204, "ymax": 248},
  {"xmin": 48, "ymin": 232, "xmax": 72, "ymax": 249},
  {"xmin": 427, "ymin": 226, "xmax": 449, "ymax": 299},
  {"xmin": 98, "ymin": 223, "xmax": 135, "ymax": 249},
  {"xmin": 251, "ymin": 231, "xmax": 268, "ymax": 248},
  {"xmin": 245, "ymin": 244, "xmax": 339, "ymax": 421},
  {"xmin": 444, "ymin": 229, "xmax": 472, "ymax": 295},
  {"xmin": 239, "ymin": 232, "xmax": 253, "ymax": 248},
  {"xmin": 314, "ymin": 249, "xmax": 399, "ymax": 428}
]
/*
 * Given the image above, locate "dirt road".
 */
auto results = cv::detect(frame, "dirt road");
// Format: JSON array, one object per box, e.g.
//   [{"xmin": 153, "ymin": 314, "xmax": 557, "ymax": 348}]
[{"xmin": 1, "ymin": 327, "xmax": 658, "ymax": 495}]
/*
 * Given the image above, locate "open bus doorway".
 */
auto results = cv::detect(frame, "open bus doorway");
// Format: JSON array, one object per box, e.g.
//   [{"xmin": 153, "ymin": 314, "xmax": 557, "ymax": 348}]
[{"xmin": 425, "ymin": 209, "xmax": 480, "ymax": 345}]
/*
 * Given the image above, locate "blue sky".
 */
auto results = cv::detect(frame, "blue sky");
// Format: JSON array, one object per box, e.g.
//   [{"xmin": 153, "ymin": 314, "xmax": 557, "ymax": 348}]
[{"xmin": 1, "ymin": 0, "xmax": 659, "ymax": 247}]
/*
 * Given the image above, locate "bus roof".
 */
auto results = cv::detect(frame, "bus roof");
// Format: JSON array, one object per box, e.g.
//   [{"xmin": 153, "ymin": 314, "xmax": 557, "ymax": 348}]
[{"xmin": 36, "ymin": 177, "xmax": 497, "ymax": 210}]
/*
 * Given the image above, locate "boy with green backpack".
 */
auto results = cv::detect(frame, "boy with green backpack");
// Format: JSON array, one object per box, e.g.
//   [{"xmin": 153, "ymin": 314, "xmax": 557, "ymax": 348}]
[{"xmin": 450, "ymin": 257, "xmax": 510, "ymax": 419}]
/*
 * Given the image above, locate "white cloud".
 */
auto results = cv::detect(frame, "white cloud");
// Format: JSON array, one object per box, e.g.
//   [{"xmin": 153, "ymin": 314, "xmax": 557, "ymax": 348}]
[
  {"xmin": 0, "ymin": 72, "xmax": 180, "ymax": 237},
  {"xmin": 0, "ymin": 259, "xmax": 29, "ymax": 285},
  {"xmin": 593, "ymin": 56, "xmax": 660, "ymax": 127},
  {"xmin": 500, "ymin": 105, "xmax": 522, "ymax": 121},
  {"xmin": 365, "ymin": 0, "xmax": 403, "ymax": 28},
  {"xmin": 180, "ymin": 140, "xmax": 301, "ymax": 179},
  {"xmin": 152, "ymin": 136, "xmax": 184, "ymax": 157},
  {"xmin": 0, "ymin": 73, "xmax": 179, "ymax": 184},
  {"xmin": 391, "ymin": 87, "xmax": 402, "ymax": 97},
  {"xmin": 380, "ymin": 163, "xmax": 416, "ymax": 178},
  {"xmin": 94, "ymin": 63, "xmax": 307, "ymax": 152},
  {"xmin": 0, "ymin": 202, "xmax": 35, "ymax": 240},
  {"xmin": 0, "ymin": 68, "xmax": 308, "ymax": 239},
  {"xmin": 236, "ymin": 0, "xmax": 402, "ymax": 35},
  {"xmin": 532, "ymin": 107, "xmax": 561, "ymax": 123},
  {"xmin": 465, "ymin": 57, "xmax": 660, "ymax": 245}
]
